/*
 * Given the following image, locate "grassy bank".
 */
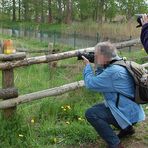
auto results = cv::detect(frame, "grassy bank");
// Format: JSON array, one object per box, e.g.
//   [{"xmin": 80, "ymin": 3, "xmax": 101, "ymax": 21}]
[{"xmin": 0, "ymin": 34, "xmax": 147, "ymax": 148}]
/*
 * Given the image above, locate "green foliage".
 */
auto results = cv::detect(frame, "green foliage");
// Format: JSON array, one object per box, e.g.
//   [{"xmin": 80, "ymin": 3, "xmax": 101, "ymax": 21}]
[
  {"xmin": 0, "ymin": 0, "xmax": 148, "ymax": 23},
  {"xmin": 118, "ymin": 0, "xmax": 148, "ymax": 20},
  {"xmin": 0, "ymin": 113, "xmax": 30, "ymax": 147}
]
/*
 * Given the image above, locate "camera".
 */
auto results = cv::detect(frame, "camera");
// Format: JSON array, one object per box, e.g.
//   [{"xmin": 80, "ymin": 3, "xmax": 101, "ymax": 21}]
[
  {"xmin": 135, "ymin": 14, "xmax": 148, "ymax": 28},
  {"xmin": 77, "ymin": 52, "xmax": 95, "ymax": 63}
]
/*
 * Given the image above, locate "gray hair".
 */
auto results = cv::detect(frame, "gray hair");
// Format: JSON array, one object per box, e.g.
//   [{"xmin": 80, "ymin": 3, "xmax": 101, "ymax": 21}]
[{"xmin": 95, "ymin": 42, "xmax": 118, "ymax": 60}]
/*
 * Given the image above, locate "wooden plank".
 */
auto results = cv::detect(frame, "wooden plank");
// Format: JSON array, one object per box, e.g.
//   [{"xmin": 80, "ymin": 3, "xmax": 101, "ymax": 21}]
[
  {"xmin": 0, "ymin": 38, "xmax": 141, "ymax": 70},
  {"xmin": 0, "ymin": 62, "xmax": 147, "ymax": 109},
  {"xmin": 16, "ymin": 48, "xmax": 50, "ymax": 53},
  {"xmin": 2, "ymin": 68, "xmax": 17, "ymax": 117},
  {"xmin": 1, "ymin": 52, "xmax": 20, "ymax": 118},
  {"xmin": 0, "ymin": 52, "xmax": 26, "ymax": 61},
  {"xmin": 0, "ymin": 81, "xmax": 84, "ymax": 109},
  {"xmin": 142, "ymin": 63, "xmax": 148, "ymax": 68},
  {"xmin": 0, "ymin": 88, "xmax": 18, "ymax": 99}
]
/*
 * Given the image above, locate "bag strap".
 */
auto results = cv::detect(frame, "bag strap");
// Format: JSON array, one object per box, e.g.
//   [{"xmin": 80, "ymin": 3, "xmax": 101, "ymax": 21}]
[
  {"xmin": 116, "ymin": 93, "xmax": 120, "ymax": 108},
  {"xmin": 111, "ymin": 60, "xmax": 135, "ymax": 107}
]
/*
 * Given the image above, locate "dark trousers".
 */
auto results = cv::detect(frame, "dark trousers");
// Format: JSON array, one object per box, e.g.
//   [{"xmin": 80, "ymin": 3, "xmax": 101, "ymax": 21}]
[{"xmin": 85, "ymin": 103, "xmax": 121, "ymax": 148}]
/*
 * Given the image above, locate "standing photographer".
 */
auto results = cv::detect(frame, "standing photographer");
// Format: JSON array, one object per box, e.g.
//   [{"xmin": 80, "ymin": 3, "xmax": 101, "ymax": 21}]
[{"xmin": 140, "ymin": 14, "xmax": 148, "ymax": 53}]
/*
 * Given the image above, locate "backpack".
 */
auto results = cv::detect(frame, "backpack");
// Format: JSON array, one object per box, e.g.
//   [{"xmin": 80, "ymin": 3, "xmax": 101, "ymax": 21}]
[{"xmin": 112, "ymin": 59, "xmax": 148, "ymax": 106}]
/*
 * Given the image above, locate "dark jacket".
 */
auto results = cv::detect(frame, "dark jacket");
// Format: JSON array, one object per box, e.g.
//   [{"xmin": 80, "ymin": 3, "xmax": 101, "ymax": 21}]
[{"xmin": 141, "ymin": 23, "xmax": 148, "ymax": 53}]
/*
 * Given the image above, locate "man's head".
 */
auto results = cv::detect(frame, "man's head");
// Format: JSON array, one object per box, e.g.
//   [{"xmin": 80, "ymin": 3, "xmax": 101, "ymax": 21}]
[{"xmin": 95, "ymin": 42, "xmax": 118, "ymax": 67}]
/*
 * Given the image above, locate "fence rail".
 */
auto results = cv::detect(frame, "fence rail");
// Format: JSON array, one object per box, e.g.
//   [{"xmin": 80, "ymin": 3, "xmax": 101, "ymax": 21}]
[
  {"xmin": 0, "ymin": 81, "xmax": 84, "ymax": 109},
  {"xmin": 0, "ymin": 38, "xmax": 141, "ymax": 70},
  {"xmin": 0, "ymin": 38, "xmax": 147, "ymax": 118}
]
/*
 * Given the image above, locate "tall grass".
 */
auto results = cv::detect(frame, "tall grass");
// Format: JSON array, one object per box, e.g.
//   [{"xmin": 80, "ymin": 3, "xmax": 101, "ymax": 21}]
[
  {"xmin": 0, "ymin": 20, "xmax": 141, "ymax": 41},
  {"xmin": 68, "ymin": 21, "xmax": 141, "ymax": 40}
]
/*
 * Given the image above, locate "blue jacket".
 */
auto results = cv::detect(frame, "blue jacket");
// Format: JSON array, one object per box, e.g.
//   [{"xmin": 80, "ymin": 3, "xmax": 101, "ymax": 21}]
[
  {"xmin": 141, "ymin": 23, "xmax": 148, "ymax": 53},
  {"xmin": 83, "ymin": 64, "xmax": 145, "ymax": 129}
]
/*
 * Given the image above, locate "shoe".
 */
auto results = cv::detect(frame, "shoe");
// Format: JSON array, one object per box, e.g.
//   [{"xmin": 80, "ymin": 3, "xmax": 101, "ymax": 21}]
[
  {"xmin": 117, "ymin": 125, "xmax": 135, "ymax": 139},
  {"xmin": 106, "ymin": 143, "xmax": 124, "ymax": 148},
  {"xmin": 118, "ymin": 143, "xmax": 124, "ymax": 148}
]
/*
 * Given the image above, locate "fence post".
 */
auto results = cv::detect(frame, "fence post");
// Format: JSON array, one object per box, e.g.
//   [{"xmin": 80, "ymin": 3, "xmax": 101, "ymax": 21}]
[
  {"xmin": 129, "ymin": 35, "xmax": 132, "ymax": 53},
  {"xmin": 96, "ymin": 32, "xmax": 99, "ymax": 43},
  {"xmin": 53, "ymin": 31, "xmax": 56, "ymax": 47},
  {"xmin": 12, "ymin": 27, "xmax": 16, "ymax": 37},
  {"xmin": 1, "ymin": 41, "xmax": 26, "ymax": 118},
  {"xmin": 2, "ymin": 66, "xmax": 16, "ymax": 118},
  {"xmin": 74, "ymin": 31, "xmax": 76, "ymax": 49}
]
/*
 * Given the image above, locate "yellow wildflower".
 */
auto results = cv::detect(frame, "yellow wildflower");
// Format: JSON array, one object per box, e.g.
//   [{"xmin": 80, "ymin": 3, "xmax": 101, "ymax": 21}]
[
  {"xmin": 67, "ymin": 105, "xmax": 71, "ymax": 110},
  {"xmin": 53, "ymin": 138, "xmax": 57, "ymax": 143},
  {"xmin": 19, "ymin": 134, "xmax": 24, "ymax": 137},
  {"xmin": 146, "ymin": 106, "xmax": 148, "ymax": 110},
  {"xmin": 31, "ymin": 119, "xmax": 35, "ymax": 123},
  {"xmin": 78, "ymin": 117, "xmax": 82, "ymax": 121},
  {"xmin": 66, "ymin": 121, "xmax": 70, "ymax": 124},
  {"xmin": 63, "ymin": 108, "xmax": 66, "ymax": 111},
  {"xmin": 78, "ymin": 117, "xmax": 85, "ymax": 121}
]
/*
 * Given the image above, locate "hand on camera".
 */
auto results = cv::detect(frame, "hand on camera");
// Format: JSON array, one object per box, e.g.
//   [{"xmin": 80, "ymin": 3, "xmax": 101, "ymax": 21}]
[
  {"xmin": 141, "ymin": 14, "xmax": 148, "ymax": 26},
  {"xmin": 82, "ymin": 56, "xmax": 90, "ymax": 65}
]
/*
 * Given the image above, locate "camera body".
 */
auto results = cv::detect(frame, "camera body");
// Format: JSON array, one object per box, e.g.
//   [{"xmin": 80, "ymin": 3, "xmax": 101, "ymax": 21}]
[
  {"xmin": 77, "ymin": 52, "xmax": 95, "ymax": 63},
  {"xmin": 135, "ymin": 14, "xmax": 148, "ymax": 28}
]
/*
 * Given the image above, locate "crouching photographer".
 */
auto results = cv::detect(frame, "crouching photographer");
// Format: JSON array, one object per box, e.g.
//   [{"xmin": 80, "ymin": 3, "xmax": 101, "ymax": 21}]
[
  {"xmin": 137, "ymin": 14, "xmax": 148, "ymax": 53},
  {"xmin": 79, "ymin": 42, "xmax": 145, "ymax": 148}
]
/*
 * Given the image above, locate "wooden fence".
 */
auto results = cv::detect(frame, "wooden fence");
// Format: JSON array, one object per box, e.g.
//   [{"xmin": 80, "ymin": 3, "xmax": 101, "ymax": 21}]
[{"xmin": 0, "ymin": 38, "xmax": 147, "ymax": 118}]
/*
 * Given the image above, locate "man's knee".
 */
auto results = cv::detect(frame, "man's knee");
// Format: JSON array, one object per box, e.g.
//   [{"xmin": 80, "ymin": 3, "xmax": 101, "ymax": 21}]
[
  {"xmin": 85, "ymin": 107, "xmax": 102, "ymax": 123},
  {"xmin": 85, "ymin": 107, "xmax": 95, "ymax": 120}
]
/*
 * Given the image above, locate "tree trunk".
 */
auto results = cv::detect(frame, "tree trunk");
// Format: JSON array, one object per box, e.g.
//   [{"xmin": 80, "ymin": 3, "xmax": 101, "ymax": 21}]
[
  {"xmin": 96, "ymin": 0, "xmax": 104, "ymax": 23},
  {"xmin": 48, "ymin": 0, "xmax": 52, "ymax": 23},
  {"xmin": 41, "ymin": 0, "xmax": 44, "ymax": 23},
  {"xmin": 23, "ymin": 0, "xmax": 29, "ymax": 21},
  {"xmin": 57, "ymin": 0, "xmax": 62, "ymax": 23},
  {"xmin": 12, "ymin": 0, "xmax": 16, "ymax": 21},
  {"xmin": 65, "ymin": 0, "xmax": 72, "ymax": 24},
  {"xmin": 18, "ymin": 0, "xmax": 21, "ymax": 21}
]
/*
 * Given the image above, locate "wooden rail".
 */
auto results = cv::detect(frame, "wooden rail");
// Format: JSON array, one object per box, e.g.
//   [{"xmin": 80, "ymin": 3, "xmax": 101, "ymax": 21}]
[
  {"xmin": 0, "ymin": 38, "xmax": 141, "ymax": 70},
  {"xmin": 0, "ymin": 63, "xmax": 147, "ymax": 110},
  {"xmin": 0, "ymin": 81, "xmax": 84, "ymax": 109},
  {"xmin": 0, "ymin": 38, "xmax": 147, "ymax": 118}
]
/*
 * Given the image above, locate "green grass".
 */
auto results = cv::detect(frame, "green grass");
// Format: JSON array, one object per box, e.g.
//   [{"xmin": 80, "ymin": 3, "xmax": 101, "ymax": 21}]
[{"xmin": 0, "ymin": 34, "xmax": 147, "ymax": 147}]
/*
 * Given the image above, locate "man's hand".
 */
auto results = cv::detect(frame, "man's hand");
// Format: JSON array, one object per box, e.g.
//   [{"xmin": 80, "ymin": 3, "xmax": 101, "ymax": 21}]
[
  {"xmin": 82, "ymin": 56, "xmax": 90, "ymax": 65},
  {"xmin": 141, "ymin": 14, "xmax": 148, "ymax": 26}
]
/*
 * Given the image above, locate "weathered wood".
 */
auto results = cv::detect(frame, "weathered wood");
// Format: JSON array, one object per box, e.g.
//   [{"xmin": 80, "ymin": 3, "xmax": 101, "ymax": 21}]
[
  {"xmin": 0, "ymin": 62, "xmax": 147, "ymax": 109},
  {"xmin": 0, "ymin": 88, "xmax": 18, "ymax": 99},
  {"xmin": 1, "ymin": 49, "xmax": 19, "ymax": 118},
  {"xmin": 0, "ymin": 38, "xmax": 141, "ymax": 70},
  {"xmin": 0, "ymin": 52, "xmax": 26, "ymax": 61},
  {"xmin": 2, "ymin": 67, "xmax": 17, "ymax": 117},
  {"xmin": 0, "ymin": 81, "xmax": 84, "ymax": 109},
  {"xmin": 114, "ymin": 38, "xmax": 140, "ymax": 49},
  {"xmin": 17, "ymin": 48, "xmax": 50, "ymax": 53},
  {"xmin": 142, "ymin": 63, "xmax": 148, "ymax": 68}
]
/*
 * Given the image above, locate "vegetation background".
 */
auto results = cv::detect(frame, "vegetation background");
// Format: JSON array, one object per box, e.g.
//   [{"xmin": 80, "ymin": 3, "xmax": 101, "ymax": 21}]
[{"xmin": 0, "ymin": 0, "xmax": 148, "ymax": 147}]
